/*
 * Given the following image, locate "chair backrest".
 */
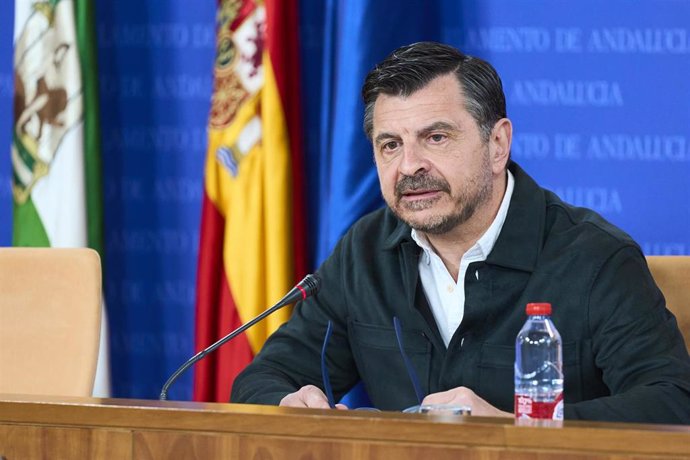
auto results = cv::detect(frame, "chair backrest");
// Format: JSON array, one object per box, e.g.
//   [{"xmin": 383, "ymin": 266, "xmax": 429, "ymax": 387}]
[
  {"xmin": 0, "ymin": 247, "xmax": 102, "ymax": 396},
  {"xmin": 646, "ymin": 256, "xmax": 690, "ymax": 353}
]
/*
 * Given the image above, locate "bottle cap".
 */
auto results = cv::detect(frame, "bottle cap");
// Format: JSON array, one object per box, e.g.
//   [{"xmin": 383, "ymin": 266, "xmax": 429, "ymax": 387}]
[{"xmin": 526, "ymin": 302, "xmax": 552, "ymax": 315}]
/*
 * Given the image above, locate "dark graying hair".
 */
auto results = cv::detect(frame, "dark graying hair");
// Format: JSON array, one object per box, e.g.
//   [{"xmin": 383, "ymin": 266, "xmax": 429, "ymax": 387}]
[{"xmin": 362, "ymin": 42, "xmax": 506, "ymax": 142}]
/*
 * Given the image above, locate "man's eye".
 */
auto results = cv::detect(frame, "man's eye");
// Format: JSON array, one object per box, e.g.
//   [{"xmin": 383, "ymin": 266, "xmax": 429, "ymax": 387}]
[
  {"xmin": 429, "ymin": 134, "xmax": 446, "ymax": 143},
  {"xmin": 382, "ymin": 141, "xmax": 399, "ymax": 151}
]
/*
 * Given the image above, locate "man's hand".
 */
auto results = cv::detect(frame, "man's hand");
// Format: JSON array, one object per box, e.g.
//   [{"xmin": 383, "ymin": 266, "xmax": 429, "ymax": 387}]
[
  {"xmin": 279, "ymin": 385, "xmax": 348, "ymax": 409},
  {"xmin": 422, "ymin": 387, "xmax": 512, "ymax": 417}
]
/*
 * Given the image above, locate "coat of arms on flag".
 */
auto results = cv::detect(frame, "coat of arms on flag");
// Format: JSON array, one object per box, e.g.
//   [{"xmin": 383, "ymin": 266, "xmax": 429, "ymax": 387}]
[{"xmin": 13, "ymin": 0, "xmax": 83, "ymax": 206}]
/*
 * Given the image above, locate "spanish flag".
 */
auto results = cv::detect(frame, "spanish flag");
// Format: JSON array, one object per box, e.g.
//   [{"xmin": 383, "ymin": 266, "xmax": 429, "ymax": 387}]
[{"xmin": 193, "ymin": 0, "xmax": 306, "ymax": 402}]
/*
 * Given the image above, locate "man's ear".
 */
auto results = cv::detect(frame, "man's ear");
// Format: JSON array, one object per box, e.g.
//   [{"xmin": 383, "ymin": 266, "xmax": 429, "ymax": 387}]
[{"xmin": 489, "ymin": 118, "xmax": 512, "ymax": 174}]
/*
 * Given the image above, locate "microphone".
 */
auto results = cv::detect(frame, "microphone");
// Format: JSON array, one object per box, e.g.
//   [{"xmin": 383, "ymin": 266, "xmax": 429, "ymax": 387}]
[{"xmin": 159, "ymin": 273, "xmax": 321, "ymax": 400}]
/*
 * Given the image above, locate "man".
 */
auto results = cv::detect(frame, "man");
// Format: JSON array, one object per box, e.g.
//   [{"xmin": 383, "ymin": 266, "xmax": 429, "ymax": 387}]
[{"xmin": 231, "ymin": 42, "xmax": 690, "ymax": 424}]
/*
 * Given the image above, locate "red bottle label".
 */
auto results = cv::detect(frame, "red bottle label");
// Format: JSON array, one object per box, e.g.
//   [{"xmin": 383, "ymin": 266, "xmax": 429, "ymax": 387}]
[{"xmin": 514, "ymin": 392, "xmax": 564, "ymax": 420}]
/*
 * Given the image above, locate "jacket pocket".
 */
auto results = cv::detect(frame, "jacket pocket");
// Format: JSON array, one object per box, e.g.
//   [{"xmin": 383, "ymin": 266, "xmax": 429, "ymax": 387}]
[
  {"xmin": 348, "ymin": 320, "xmax": 431, "ymax": 410},
  {"xmin": 477, "ymin": 343, "xmax": 515, "ymax": 411}
]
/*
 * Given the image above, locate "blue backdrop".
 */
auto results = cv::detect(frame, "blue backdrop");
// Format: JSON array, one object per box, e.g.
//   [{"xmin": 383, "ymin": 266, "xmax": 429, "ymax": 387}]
[{"xmin": 0, "ymin": 0, "xmax": 688, "ymax": 401}]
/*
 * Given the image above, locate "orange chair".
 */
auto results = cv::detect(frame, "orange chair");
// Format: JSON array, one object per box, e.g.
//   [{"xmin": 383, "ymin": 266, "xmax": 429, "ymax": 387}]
[
  {"xmin": 0, "ymin": 247, "xmax": 102, "ymax": 396},
  {"xmin": 647, "ymin": 256, "xmax": 690, "ymax": 353}
]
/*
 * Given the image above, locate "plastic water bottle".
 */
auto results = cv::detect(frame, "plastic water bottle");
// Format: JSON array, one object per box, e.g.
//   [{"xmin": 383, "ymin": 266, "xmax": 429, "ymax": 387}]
[{"xmin": 514, "ymin": 302, "xmax": 564, "ymax": 420}]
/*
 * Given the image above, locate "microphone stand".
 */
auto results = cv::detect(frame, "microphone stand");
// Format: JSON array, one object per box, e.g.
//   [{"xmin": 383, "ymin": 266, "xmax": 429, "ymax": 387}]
[{"xmin": 159, "ymin": 274, "xmax": 319, "ymax": 400}]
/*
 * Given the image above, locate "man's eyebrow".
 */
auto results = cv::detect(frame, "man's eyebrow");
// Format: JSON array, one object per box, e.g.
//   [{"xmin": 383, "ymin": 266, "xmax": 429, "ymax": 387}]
[
  {"xmin": 417, "ymin": 121, "xmax": 457, "ymax": 137},
  {"xmin": 374, "ymin": 131, "xmax": 399, "ymax": 145},
  {"xmin": 374, "ymin": 121, "xmax": 458, "ymax": 145}
]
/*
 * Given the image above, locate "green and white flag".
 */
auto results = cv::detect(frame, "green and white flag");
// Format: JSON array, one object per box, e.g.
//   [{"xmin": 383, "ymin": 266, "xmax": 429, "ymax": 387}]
[{"xmin": 12, "ymin": 0, "xmax": 110, "ymax": 397}]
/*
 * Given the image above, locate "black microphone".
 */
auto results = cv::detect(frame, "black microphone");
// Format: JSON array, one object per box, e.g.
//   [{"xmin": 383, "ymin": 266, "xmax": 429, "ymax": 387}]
[{"xmin": 159, "ymin": 273, "xmax": 321, "ymax": 400}]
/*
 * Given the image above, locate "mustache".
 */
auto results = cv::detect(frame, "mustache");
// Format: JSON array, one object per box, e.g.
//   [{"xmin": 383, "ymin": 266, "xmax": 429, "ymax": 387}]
[{"xmin": 395, "ymin": 173, "xmax": 450, "ymax": 198}]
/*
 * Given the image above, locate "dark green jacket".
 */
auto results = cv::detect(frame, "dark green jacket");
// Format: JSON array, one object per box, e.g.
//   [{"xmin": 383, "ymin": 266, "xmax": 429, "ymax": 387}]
[{"xmin": 232, "ymin": 162, "xmax": 690, "ymax": 424}]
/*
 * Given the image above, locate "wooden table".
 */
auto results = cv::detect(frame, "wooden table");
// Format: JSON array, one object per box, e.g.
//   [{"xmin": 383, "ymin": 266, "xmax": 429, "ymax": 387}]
[{"xmin": 1, "ymin": 394, "xmax": 689, "ymax": 459}]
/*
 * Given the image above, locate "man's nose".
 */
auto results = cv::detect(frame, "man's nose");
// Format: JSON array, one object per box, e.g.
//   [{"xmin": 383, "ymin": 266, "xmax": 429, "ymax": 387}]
[{"xmin": 398, "ymin": 144, "xmax": 429, "ymax": 176}]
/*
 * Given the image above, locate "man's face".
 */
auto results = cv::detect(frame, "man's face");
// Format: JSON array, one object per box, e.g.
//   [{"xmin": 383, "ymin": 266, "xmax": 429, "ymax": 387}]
[{"xmin": 372, "ymin": 73, "xmax": 495, "ymax": 235}]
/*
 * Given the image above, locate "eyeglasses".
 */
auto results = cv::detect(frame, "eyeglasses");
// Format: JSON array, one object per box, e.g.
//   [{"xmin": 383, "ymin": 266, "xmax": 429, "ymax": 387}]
[
  {"xmin": 320, "ymin": 320, "xmax": 336, "ymax": 408},
  {"xmin": 320, "ymin": 316, "xmax": 424, "ymax": 410}
]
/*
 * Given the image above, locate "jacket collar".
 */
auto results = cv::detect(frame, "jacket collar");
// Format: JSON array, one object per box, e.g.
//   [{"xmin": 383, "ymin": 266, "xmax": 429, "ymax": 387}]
[
  {"xmin": 382, "ymin": 211, "xmax": 413, "ymax": 249},
  {"xmin": 381, "ymin": 161, "xmax": 544, "ymax": 273},
  {"xmin": 486, "ymin": 161, "xmax": 543, "ymax": 273}
]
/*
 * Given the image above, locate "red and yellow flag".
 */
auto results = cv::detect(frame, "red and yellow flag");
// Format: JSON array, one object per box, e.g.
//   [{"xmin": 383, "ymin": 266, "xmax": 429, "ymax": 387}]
[{"xmin": 194, "ymin": 0, "xmax": 306, "ymax": 402}]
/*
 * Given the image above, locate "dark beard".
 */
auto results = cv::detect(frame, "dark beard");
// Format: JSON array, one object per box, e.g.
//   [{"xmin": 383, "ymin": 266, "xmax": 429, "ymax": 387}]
[{"xmin": 390, "ymin": 167, "xmax": 493, "ymax": 235}]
